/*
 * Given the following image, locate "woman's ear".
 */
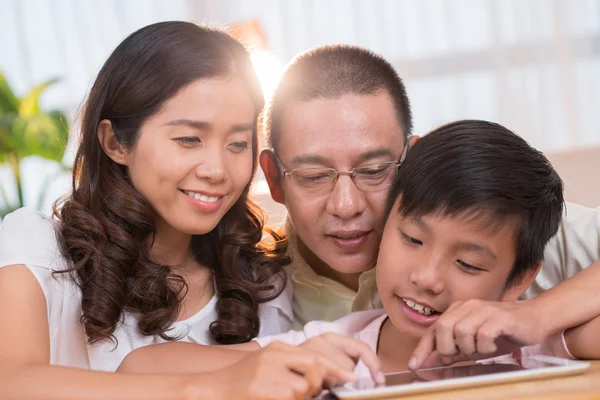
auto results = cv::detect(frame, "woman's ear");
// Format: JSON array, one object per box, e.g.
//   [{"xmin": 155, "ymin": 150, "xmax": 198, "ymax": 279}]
[
  {"xmin": 259, "ymin": 150, "xmax": 285, "ymax": 204},
  {"xmin": 500, "ymin": 262, "xmax": 542, "ymax": 302},
  {"xmin": 97, "ymin": 119, "xmax": 129, "ymax": 166}
]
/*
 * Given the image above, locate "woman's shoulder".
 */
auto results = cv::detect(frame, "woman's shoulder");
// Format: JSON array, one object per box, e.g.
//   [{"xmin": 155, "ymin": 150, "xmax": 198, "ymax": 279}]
[{"xmin": 0, "ymin": 208, "xmax": 65, "ymax": 271}]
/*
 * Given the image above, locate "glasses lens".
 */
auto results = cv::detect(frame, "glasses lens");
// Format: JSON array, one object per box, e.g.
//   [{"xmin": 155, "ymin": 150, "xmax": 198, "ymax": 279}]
[
  {"xmin": 290, "ymin": 169, "xmax": 336, "ymax": 193},
  {"xmin": 354, "ymin": 163, "xmax": 397, "ymax": 191}
]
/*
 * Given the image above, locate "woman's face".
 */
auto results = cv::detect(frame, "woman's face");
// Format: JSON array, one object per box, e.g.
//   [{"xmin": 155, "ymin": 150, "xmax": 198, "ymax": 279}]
[{"xmin": 125, "ymin": 76, "xmax": 256, "ymax": 235}]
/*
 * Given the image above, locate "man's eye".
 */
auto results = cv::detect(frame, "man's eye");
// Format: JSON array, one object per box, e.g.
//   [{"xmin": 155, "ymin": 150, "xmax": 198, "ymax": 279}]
[
  {"xmin": 401, "ymin": 232, "xmax": 423, "ymax": 246},
  {"xmin": 299, "ymin": 173, "xmax": 331, "ymax": 183},
  {"xmin": 457, "ymin": 260, "xmax": 483, "ymax": 273}
]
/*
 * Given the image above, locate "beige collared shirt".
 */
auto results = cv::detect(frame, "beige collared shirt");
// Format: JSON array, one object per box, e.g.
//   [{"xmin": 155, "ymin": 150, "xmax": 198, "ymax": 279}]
[
  {"xmin": 523, "ymin": 202, "xmax": 600, "ymax": 299},
  {"xmin": 283, "ymin": 224, "xmax": 382, "ymax": 329}
]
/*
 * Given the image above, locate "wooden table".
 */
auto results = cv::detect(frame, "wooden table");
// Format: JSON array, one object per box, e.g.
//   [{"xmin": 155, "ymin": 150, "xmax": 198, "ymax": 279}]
[{"xmin": 385, "ymin": 360, "xmax": 600, "ymax": 400}]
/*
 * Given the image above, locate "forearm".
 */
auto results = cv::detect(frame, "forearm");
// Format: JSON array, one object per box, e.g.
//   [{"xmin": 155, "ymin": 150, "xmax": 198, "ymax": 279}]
[
  {"xmin": 0, "ymin": 363, "xmax": 209, "ymax": 400},
  {"xmin": 532, "ymin": 260, "xmax": 600, "ymax": 336},
  {"xmin": 118, "ymin": 342, "xmax": 260, "ymax": 374},
  {"xmin": 564, "ymin": 314, "xmax": 600, "ymax": 360}
]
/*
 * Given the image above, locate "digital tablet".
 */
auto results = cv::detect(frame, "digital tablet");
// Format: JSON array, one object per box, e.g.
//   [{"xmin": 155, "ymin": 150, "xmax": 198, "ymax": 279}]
[{"xmin": 330, "ymin": 356, "xmax": 590, "ymax": 399}]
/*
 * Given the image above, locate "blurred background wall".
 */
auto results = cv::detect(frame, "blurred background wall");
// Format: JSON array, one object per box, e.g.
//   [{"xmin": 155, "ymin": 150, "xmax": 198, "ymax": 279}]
[{"xmin": 1, "ymin": 0, "xmax": 598, "ymax": 224}]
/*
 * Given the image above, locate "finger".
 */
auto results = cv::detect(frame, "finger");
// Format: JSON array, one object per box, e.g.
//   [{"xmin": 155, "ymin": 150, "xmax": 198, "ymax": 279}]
[
  {"xmin": 475, "ymin": 319, "xmax": 502, "ymax": 355},
  {"xmin": 453, "ymin": 311, "xmax": 489, "ymax": 356},
  {"xmin": 304, "ymin": 337, "xmax": 356, "ymax": 371},
  {"xmin": 283, "ymin": 345, "xmax": 356, "ymax": 385},
  {"xmin": 280, "ymin": 369, "xmax": 314, "ymax": 400},
  {"xmin": 409, "ymin": 327, "xmax": 436, "ymax": 370},
  {"xmin": 433, "ymin": 304, "xmax": 478, "ymax": 357},
  {"xmin": 325, "ymin": 334, "xmax": 384, "ymax": 384}
]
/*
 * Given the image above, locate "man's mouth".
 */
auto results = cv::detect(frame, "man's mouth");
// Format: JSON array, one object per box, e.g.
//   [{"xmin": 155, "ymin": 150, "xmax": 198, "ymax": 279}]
[{"xmin": 400, "ymin": 297, "xmax": 440, "ymax": 316}]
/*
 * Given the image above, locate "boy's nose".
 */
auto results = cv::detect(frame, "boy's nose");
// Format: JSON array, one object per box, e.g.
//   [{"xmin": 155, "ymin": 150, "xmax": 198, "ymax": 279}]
[{"xmin": 409, "ymin": 259, "xmax": 445, "ymax": 295}]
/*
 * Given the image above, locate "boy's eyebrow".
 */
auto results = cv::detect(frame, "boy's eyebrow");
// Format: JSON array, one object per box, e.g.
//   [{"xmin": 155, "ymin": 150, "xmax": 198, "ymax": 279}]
[
  {"xmin": 456, "ymin": 242, "xmax": 498, "ymax": 260},
  {"xmin": 410, "ymin": 216, "xmax": 430, "ymax": 232},
  {"xmin": 410, "ymin": 216, "xmax": 498, "ymax": 260}
]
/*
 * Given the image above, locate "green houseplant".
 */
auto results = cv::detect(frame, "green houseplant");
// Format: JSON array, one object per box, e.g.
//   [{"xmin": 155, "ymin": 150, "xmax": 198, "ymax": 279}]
[{"xmin": 0, "ymin": 73, "xmax": 69, "ymax": 218}]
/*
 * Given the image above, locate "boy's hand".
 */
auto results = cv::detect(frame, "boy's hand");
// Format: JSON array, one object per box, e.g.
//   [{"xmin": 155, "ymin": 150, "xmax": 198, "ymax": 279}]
[
  {"xmin": 408, "ymin": 299, "xmax": 548, "ymax": 370},
  {"xmin": 299, "ymin": 332, "xmax": 385, "ymax": 386}
]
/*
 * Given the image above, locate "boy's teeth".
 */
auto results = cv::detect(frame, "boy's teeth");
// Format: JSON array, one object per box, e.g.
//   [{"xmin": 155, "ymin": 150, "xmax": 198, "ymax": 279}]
[
  {"xmin": 402, "ymin": 298, "xmax": 436, "ymax": 316},
  {"xmin": 185, "ymin": 191, "xmax": 220, "ymax": 202}
]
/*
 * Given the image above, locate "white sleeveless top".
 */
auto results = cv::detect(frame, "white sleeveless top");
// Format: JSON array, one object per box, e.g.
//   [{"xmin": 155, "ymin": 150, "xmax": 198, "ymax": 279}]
[{"xmin": 0, "ymin": 208, "xmax": 293, "ymax": 372}]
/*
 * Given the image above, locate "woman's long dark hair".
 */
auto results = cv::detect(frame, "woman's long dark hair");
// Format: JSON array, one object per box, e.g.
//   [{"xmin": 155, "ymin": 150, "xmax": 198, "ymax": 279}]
[{"xmin": 53, "ymin": 21, "xmax": 288, "ymax": 344}]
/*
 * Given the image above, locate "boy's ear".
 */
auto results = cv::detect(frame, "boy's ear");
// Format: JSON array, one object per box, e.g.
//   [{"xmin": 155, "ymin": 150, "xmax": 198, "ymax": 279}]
[
  {"xmin": 97, "ymin": 119, "xmax": 128, "ymax": 166},
  {"xmin": 500, "ymin": 262, "xmax": 542, "ymax": 302},
  {"xmin": 259, "ymin": 149, "xmax": 285, "ymax": 204}
]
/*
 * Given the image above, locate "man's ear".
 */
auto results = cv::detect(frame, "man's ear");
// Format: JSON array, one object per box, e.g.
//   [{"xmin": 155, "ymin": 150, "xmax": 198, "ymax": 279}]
[
  {"xmin": 97, "ymin": 119, "xmax": 128, "ymax": 166},
  {"xmin": 259, "ymin": 149, "xmax": 285, "ymax": 204},
  {"xmin": 408, "ymin": 135, "xmax": 420, "ymax": 149},
  {"xmin": 500, "ymin": 262, "xmax": 541, "ymax": 302}
]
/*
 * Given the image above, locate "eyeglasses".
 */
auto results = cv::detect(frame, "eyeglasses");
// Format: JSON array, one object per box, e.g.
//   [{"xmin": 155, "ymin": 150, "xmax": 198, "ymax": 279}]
[{"xmin": 275, "ymin": 142, "xmax": 408, "ymax": 195}]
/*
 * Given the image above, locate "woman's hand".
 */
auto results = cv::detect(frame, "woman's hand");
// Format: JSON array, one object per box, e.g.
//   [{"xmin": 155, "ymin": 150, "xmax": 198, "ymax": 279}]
[
  {"xmin": 298, "ymin": 332, "xmax": 384, "ymax": 386},
  {"xmin": 199, "ymin": 341, "xmax": 361, "ymax": 400}
]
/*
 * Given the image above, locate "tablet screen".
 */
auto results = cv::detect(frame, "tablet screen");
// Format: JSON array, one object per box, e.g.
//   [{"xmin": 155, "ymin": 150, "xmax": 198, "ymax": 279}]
[{"xmin": 333, "ymin": 356, "xmax": 589, "ymax": 396}]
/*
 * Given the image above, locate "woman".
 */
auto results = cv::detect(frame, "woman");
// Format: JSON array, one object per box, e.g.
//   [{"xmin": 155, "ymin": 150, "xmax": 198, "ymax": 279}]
[{"xmin": 0, "ymin": 21, "xmax": 358, "ymax": 399}]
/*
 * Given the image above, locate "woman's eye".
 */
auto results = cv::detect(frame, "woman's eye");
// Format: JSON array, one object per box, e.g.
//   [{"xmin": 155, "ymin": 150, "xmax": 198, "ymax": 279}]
[
  {"xmin": 457, "ymin": 260, "xmax": 483, "ymax": 273},
  {"xmin": 229, "ymin": 141, "xmax": 249, "ymax": 152},
  {"xmin": 401, "ymin": 232, "xmax": 423, "ymax": 246},
  {"xmin": 174, "ymin": 137, "xmax": 201, "ymax": 146}
]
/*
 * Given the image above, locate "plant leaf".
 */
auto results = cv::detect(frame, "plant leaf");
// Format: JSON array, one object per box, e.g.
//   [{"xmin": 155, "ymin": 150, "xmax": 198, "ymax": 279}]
[
  {"xmin": 0, "ymin": 73, "xmax": 20, "ymax": 114},
  {"xmin": 19, "ymin": 78, "xmax": 59, "ymax": 117},
  {"xmin": 15, "ymin": 111, "xmax": 69, "ymax": 161}
]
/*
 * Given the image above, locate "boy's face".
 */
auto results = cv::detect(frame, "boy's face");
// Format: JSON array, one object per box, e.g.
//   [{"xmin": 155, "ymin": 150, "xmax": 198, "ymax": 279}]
[{"xmin": 376, "ymin": 198, "xmax": 531, "ymax": 340}]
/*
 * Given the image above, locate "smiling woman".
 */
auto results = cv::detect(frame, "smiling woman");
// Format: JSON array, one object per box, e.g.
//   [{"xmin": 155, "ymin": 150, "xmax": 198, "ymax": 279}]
[{"xmin": 0, "ymin": 21, "xmax": 346, "ymax": 400}]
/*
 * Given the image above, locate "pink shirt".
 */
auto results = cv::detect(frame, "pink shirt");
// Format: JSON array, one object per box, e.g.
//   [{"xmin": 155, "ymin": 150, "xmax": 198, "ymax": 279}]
[{"xmin": 254, "ymin": 309, "xmax": 575, "ymax": 378}]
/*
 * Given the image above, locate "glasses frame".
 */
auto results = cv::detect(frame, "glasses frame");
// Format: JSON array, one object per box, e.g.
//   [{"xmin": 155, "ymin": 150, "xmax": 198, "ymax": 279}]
[{"xmin": 274, "ymin": 141, "xmax": 409, "ymax": 192}]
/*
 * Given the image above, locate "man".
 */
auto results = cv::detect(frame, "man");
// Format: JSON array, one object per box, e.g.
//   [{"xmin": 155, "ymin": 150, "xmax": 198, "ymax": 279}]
[
  {"xmin": 260, "ymin": 45, "xmax": 416, "ymax": 327},
  {"xmin": 259, "ymin": 43, "xmax": 600, "ymax": 343}
]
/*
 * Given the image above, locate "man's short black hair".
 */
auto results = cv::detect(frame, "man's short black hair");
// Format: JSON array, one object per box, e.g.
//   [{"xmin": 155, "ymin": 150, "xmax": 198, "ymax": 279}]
[
  {"xmin": 385, "ymin": 120, "xmax": 564, "ymax": 286},
  {"xmin": 263, "ymin": 45, "xmax": 412, "ymax": 153}
]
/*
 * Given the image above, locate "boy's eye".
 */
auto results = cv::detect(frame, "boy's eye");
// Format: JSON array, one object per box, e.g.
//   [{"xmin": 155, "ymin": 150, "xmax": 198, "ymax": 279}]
[
  {"xmin": 456, "ymin": 260, "xmax": 483, "ymax": 273},
  {"xmin": 174, "ymin": 137, "xmax": 201, "ymax": 146},
  {"xmin": 229, "ymin": 141, "xmax": 249, "ymax": 153},
  {"xmin": 401, "ymin": 232, "xmax": 423, "ymax": 246}
]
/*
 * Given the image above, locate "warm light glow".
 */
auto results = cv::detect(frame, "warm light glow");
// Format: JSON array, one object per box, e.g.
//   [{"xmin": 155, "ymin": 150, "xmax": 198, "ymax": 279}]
[{"xmin": 250, "ymin": 50, "xmax": 283, "ymax": 101}]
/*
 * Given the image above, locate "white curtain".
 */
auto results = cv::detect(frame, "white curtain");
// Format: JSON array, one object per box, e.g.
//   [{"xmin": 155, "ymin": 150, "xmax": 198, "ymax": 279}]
[{"xmin": 1, "ymin": 0, "xmax": 598, "ymax": 216}]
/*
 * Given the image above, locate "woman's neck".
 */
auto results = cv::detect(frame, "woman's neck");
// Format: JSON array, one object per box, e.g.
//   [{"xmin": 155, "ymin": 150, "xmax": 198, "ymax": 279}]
[
  {"xmin": 151, "ymin": 218, "xmax": 194, "ymax": 268},
  {"xmin": 377, "ymin": 317, "xmax": 421, "ymax": 373}
]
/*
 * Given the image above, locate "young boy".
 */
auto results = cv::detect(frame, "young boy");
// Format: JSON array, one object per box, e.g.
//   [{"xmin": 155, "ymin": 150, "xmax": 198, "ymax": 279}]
[{"xmin": 119, "ymin": 120, "xmax": 599, "ymax": 381}]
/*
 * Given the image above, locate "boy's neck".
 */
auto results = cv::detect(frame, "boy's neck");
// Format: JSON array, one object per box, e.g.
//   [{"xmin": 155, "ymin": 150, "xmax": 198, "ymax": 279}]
[
  {"xmin": 377, "ymin": 317, "xmax": 421, "ymax": 373},
  {"xmin": 296, "ymin": 237, "xmax": 363, "ymax": 291}
]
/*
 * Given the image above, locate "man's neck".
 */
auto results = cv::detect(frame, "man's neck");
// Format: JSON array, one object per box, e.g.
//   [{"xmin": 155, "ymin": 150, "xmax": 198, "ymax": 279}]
[
  {"xmin": 377, "ymin": 317, "xmax": 421, "ymax": 373},
  {"xmin": 296, "ymin": 237, "xmax": 363, "ymax": 292}
]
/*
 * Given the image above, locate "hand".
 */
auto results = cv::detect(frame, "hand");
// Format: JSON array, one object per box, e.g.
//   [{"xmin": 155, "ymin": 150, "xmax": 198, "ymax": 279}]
[
  {"xmin": 202, "ymin": 341, "xmax": 359, "ymax": 400},
  {"xmin": 298, "ymin": 332, "xmax": 384, "ymax": 386},
  {"xmin": 408, "ymin": 299, "xmax": 548, "ymax": 370}
]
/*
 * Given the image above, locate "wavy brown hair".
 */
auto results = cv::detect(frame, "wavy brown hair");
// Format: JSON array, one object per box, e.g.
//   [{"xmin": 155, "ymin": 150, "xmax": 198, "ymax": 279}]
[{"xmin": 53, "ymin": 21, "xmax": 288, "ymax": 345}]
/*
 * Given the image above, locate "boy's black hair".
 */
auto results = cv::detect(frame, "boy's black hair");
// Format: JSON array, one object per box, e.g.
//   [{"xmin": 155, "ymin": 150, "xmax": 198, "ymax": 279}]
[{"xmin": 385, "ymin": 120, "xmax": 564, "ymax": 286}]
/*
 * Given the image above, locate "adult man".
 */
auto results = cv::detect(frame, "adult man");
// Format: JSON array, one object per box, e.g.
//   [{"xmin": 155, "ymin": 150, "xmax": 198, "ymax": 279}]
[{"xmin": 260, "ymin": 45, "xmax": 416, "ymax": 327}]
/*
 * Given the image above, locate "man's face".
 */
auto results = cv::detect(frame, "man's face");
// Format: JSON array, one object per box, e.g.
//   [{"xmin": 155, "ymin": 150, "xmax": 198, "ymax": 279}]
[
  {"xmin": 376, "ymin": 199, "xmax": 532, "ymax": 340},
  {"xmin": 272, "ymin": 91, "xmax": 406, "ymax": 275}
]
